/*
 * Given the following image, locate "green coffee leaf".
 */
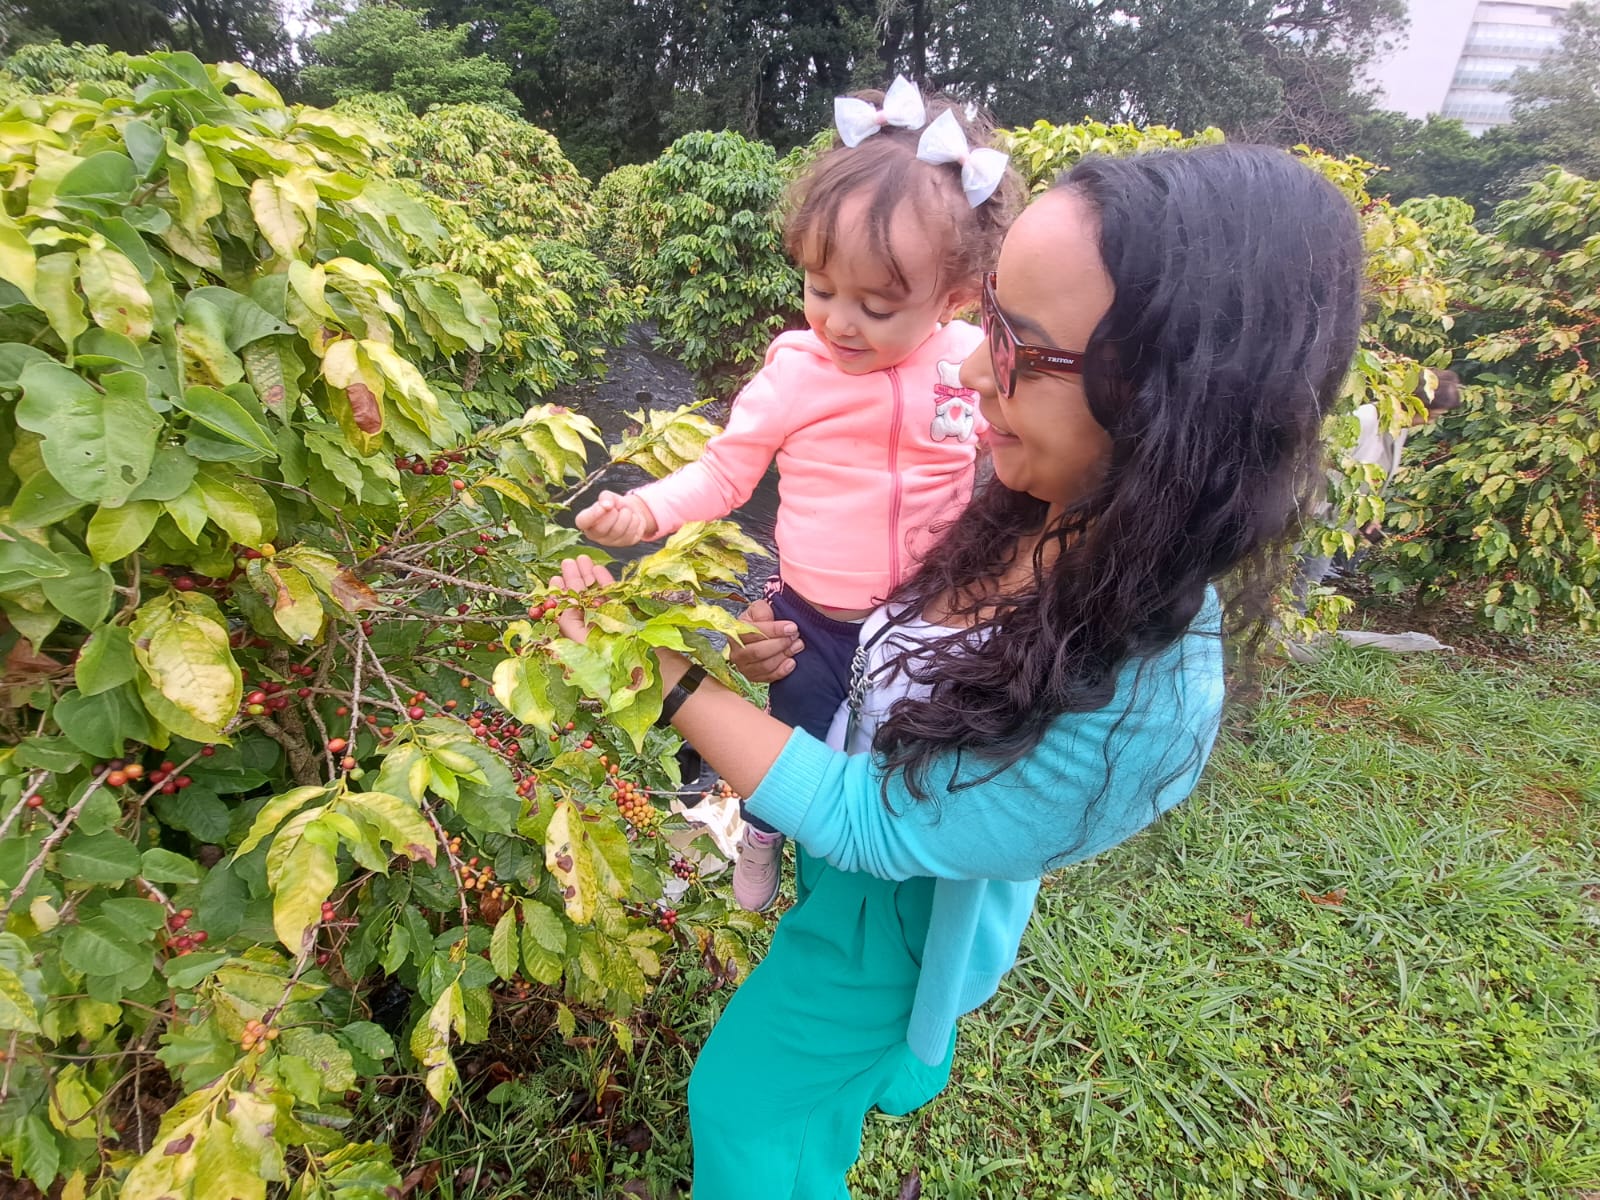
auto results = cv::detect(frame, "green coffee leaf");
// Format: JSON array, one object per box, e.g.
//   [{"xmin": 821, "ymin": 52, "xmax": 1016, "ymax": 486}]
[
  {"xmin": 39, "ymin": 553, "xmax": 114, "ymax": 627},
  {"xmin": 334, "ymin": 1021, "xmax": 395, "ymax": 1066},
  {"xmin": 61, "ymin": 917, "xmax": 146, "ymax": 975},
  {"xmin": 125, "ymin": 451, "xmax": 199, "ymax": 503},
  {"xmin": 57, "ymin": 830, "xmax": 141, "ymax": 884},
  {"xmin": 161, "ymin": 951, "xmax": 229, "ymax": 990},
  {"xmin": 520, "ymin": 900, "xmax": 567, "ymax": 986},
  {"xmin": 13, "ymin": 735, "xmax": 85, "ymax": 773},
  {"xmin": 173, "ymin": 385, "xmax": 277, "ymax": 458},
  {"xmin": 53, "ymin": 684, "xmax": 154, "ymax": 759},
  {"xmin": 152, "ymin": 787, "xmax": 231, "ymax": 843},
  {"xmin": 0, "ymin": 342, "xmax": 51, "ymax": 388},
  {"xmin": 86, "ymin": 499, "xmax": 161, "ymax": 564},
  {"xmin": 141, "ymin": 847, "xmax": 201, "ymax": 885},
  {"xmin": 13, "ymin": 1113, "xmax": 58, "ymax": 1190},
  {"xmin": 9, "ymin": 471, "xmax": 86, "ymax": 528},
  {"xmin": 16, "ymin": 363, "xmax": 161, "ymax": 506},
  {"xmin": 57, "ymin": 150, "xmax": 136, "ymax": 202},
  {"xmin": 489, "ymin": 910, "xmax": 517, "ymax": 981}
]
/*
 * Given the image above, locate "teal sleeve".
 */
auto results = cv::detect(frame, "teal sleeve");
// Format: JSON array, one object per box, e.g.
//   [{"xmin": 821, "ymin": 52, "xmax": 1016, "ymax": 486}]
[{"xmin": 744, "ymin": 634, "xmax": 1225, "ymax": 883}]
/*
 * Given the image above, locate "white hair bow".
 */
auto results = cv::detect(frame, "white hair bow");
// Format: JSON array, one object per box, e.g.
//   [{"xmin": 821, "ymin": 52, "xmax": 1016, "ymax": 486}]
[
  {"xmin": 916, "ymin": 109, "xmax": 1009, "ymax": 208},
  {"xmin": 834, "ymin": 75, "xmax": 927, "ymax": 148}
]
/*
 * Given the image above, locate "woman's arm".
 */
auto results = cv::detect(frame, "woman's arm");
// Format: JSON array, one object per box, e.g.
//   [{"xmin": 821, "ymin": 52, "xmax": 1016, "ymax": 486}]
[
  {"xmin": 662, "ymin": 649, "xmax": 1222, "ymax": 884},
  {"xmin": 556, "ymin": 560, "xmax": 1224, "ymax": 885},
  {"xmin": 655, "ymin": 649, "xmax": 793, "ymax": 797}
]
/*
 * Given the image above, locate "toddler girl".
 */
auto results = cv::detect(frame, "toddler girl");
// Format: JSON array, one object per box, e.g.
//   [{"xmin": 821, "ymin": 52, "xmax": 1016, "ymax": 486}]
[{"xmin": 577, "ymin": 77, "xmax": 1021, "ymax": 910}]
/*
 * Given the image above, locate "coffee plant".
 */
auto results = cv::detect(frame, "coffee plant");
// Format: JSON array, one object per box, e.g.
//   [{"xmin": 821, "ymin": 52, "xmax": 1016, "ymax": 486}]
[
  {"xmin": 0, "ymin": 52, "xmax": 762, "ymax": 1197},
  {"xmin": 998, "ymin": 118, "xmax": 1227, "ymax": 194},
  {"xmin": 1379, "ymin": 171, "xmax": 1600, "ymax": 631},
  {"xmin": 351, "ymin": 99, "xmax": 645, "ymax": 416},
  {"xmin": 386, "ymin": 102, "xmax": 592, "ymax": 245},
  {"xmin": 585, "ymin": 164, "xmax": 655, "ymax": 287},
  {"xmin": 634, "ymin": 130, "xmax": 801, "ymax": 391},
  {"xmin": 0, "ymin": 43, "xmax": 140, "ymax": 102}
]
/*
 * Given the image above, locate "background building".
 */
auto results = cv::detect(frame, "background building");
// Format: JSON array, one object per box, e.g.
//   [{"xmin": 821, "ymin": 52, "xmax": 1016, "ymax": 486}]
[{"xmin": 1366, "ymin": 0, "xmax": 1575, "ymax": 132}]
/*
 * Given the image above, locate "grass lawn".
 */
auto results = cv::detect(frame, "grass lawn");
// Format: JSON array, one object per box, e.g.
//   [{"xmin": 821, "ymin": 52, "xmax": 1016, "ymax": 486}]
[{"xmin": 357, "ymin": 618, "xmax": 1600, "ymax": 1198}]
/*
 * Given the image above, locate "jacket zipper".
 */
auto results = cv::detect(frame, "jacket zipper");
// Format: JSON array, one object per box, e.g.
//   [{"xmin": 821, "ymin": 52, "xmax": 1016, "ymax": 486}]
[{"xmin": 887, "ymin": 367, "xmax": 904, "ymax": 586}]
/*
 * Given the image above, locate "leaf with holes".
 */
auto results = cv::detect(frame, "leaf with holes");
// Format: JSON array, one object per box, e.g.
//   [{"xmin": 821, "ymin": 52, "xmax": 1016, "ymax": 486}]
[{"xmin": 16, "ymin": 364, "xmax": 160, "ymax": 506}]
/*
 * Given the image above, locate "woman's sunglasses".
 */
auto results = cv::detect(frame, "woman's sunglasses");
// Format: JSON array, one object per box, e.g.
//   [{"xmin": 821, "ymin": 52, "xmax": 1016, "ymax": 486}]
[{"xmin": 980, "ymin": 272, "xmax": 1084, "ymax": 399}]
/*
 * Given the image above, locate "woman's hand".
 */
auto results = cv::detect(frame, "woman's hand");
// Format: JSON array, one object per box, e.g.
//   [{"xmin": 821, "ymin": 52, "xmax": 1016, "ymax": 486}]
[
  {"xmin": 549, "ymin": 555, "xmax": 616, "ymax": 645},
  {"xmin": 727, "ymin": 598, "xmax": 803, "ymax": 683}
]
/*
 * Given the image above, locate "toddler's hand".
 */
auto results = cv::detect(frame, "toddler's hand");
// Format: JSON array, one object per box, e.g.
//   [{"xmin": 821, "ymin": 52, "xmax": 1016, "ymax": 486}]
[
  {"xmin": 550, "ymin": 555, "xmax": 616, "ymax": 645},
  {"xmin": 576, "ymin": 491, "xmax": 656, "ymax": 547}
]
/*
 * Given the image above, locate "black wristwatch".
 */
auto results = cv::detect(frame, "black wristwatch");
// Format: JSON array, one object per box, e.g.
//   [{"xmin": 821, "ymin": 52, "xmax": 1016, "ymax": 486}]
[{"xmin": 655, "ymin": 664, "xmax": 707, "ymax": 727}]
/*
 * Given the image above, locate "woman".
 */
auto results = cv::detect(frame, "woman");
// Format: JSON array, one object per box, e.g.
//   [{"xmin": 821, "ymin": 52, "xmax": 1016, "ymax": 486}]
[{"xmin": 554, "ymin": 144, "xmax": 1365, "ymax": 1198}]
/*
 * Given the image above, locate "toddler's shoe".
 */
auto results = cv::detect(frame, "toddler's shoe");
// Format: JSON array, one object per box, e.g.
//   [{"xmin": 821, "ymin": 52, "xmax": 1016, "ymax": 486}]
[{"xmin": 733, "ymin": 827, "xmax": 784, "ymax": 912}]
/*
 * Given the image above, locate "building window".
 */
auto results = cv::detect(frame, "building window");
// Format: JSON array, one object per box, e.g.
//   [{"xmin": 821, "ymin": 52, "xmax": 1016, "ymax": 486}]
[{"xmin": 1463, "ymin": 21, "xmax": 1562, "ymax": 57}]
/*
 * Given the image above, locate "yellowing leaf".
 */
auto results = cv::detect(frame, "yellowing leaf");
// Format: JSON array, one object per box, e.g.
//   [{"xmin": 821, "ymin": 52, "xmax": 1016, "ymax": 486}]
[
  {"xmin": 33, "ymin": 252, "xmax": 87, "ymax": 348},
  {"xmin": 492, "ymin": 655, "xmax": 554, "ymax": 729},
  {"xmin": 262, "ymin": 562, "xmax": 324, "ymax": 644},
  {"xmin": 363, "ymin": 339, "xmax": 446, "ymax": 436},
  {"xmin": 0, "ymin": 212, "xmax": 37, "ymax": 304},
  {"xmin": 409, "ymin": 980, "xmax": 465, "ymax": 1107},
  {"xmin": 338, "ymin": 790, "xmax": 435, "ymax": 863},
  {"xmin": 78, "ymin": 243, "xmax": 153, "ymax": 340},
  {"xmin": 196, "ymin": 468, "xmax": 274, "ymax": 548},
  {"xmin": 130, "ymin": 593, "xmax": 241, "ymax": 734},
  {"xmin": 269, "ymin": 813, "xmax": 338, "ymax": 952},
  {"xmin": 544, "ymin": 800, "xmax": 597, "ymax": 924},
  {"xmin": 321, "ymin": 338, "xmax": 386, "ymax": 454},
  {"xmin": 0, "ymin": 965, "xmax": 42, "ymax": 1034},
  {"xmin": 236, "ymin": 786, "xmax": 328, "ymax": 858},
  {"xmin": 249, "ymin": 175, "xmax": 311, "ymax": 259},
  {"xmin": 165, "ymin": 133, "xmax": 221, "ymax": 236}
]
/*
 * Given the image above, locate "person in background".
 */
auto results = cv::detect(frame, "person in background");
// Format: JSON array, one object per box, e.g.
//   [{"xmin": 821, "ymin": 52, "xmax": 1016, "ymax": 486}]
[{"xmin": 1299, "ymin": 368, "xmax": 1461, "ymax": 600}]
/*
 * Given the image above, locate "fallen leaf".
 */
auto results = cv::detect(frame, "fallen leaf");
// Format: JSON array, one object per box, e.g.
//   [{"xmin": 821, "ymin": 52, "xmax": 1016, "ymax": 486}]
[{"xmin": 1300, "ymin": 887, "xmax": 1348, "ymax": 907}]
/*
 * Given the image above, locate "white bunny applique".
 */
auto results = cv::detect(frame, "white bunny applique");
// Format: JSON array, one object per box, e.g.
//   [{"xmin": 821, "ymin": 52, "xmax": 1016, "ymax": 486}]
[{"xmin": 929, "ymin": 359, "xmax": 979, "ymax": 443}]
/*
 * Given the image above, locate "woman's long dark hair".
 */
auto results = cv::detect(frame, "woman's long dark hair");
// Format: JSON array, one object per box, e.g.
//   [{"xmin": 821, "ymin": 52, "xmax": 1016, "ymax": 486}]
[{"xmin": 876, "ymin": 145, "xmax": 1365, "ymax": 800}]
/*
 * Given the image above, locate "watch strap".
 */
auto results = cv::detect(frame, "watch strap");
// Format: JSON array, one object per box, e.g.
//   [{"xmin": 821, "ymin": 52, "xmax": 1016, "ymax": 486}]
[{"xmin": 656, "ymin": 664, "xmax": 707, "ymax": 727}]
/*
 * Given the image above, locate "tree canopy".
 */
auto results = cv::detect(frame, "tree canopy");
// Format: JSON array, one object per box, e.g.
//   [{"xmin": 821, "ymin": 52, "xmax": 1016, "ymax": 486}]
[
  {"xmin": 9, "ymin": 0, "xmax": 292, "ymax": 77},
  {"xmin": 299, "ymin": 1, "xmax": 521, "ymax": 114},
  {"xmin": 1503, "ymin": 0, "xmax": 1600, "ymax": 182},
  {"xmin": 408, "ymin": 0, "xmax": 1403, "ymax": 171}
]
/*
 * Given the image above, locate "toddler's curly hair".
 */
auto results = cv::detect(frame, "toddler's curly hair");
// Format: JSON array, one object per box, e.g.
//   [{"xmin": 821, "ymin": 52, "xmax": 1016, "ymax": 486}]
[{"xmin": 783, "ymin": 88, "xmax": 1024, "ymax": 302}]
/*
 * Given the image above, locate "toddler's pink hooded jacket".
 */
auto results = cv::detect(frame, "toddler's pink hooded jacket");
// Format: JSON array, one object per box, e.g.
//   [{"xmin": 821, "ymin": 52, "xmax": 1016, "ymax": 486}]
[{"xmin": 634, "ymin": 323, "xmax": 986, "ymax": 610}]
